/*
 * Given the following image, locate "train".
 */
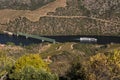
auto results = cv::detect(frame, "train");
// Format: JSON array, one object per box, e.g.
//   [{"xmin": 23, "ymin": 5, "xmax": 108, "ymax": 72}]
[{"xmin": 80, "ymin": 37, "xmax": 97, "ymax": 43}]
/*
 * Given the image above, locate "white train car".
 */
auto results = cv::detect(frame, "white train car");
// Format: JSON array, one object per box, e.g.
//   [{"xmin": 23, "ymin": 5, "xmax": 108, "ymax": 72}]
[{"xmin": 80, "ymin": 37, "xmax": 97, "ymax": 43}]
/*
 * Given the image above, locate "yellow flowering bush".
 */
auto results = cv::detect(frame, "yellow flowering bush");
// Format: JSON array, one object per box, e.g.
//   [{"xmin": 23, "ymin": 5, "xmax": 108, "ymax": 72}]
[
  {"xmin": 108, "ymin": 50, "xmax": 120, "ymax": 66},
  {"xmin": 14, "ymin": 54, "xmax": 49, "ymax": 72},
  {"xmin": 0, "ymin": 50, "xmax": 14, "ymax": 77},
  {"xmin": 87, "ymin": 49, "xmax": 120, "ymax": 80},
  {"xmin": 9, "ymin": 54, "xmax": 59, "ymax": 80}
]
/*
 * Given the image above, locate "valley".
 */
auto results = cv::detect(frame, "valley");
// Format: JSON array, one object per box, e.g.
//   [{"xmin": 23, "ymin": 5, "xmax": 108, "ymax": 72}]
[{"xmin": 0, "ymin": 0, "xmax": 120, "ymax": 80}]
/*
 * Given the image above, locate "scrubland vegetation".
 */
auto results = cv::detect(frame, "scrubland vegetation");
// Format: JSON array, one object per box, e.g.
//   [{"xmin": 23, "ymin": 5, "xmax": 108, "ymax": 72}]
[
  {"xmin": 0, "ymin": 0, "xmax": 119, "ymax": 36},
  {"xmin": 3, "ymin": 16, "xmax": 119, "ymax": 36},
  {"xmin": 0, "ymin": 0, "xmax": 55, "ymax": 10},
  {"xmin": 0, "ymin": 50, "xmax": 58, "ymax": 80},
  {"xmin": 0, "ymin": 0, "xmax": 120, "ymax": 79},
  {"xmin": 0, "ymin": 43, "xmax": 120, "ymax": 80}
]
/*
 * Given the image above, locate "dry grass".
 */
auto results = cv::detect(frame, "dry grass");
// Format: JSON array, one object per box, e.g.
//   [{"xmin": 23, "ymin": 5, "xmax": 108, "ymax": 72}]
[{"xmin": 0, "ymin": 0, "xmax": 66, "ymax": 24}]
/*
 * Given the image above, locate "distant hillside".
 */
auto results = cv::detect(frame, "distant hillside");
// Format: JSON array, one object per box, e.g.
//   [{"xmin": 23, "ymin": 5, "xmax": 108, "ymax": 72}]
[
  {"xmin": 50, "ymin": 0, "xmax": 120, "ymax": 22},
  {"xmin": 0, "ymin": 0, "xmax": 120, "ymax": 36},
  {"xmin": 0, "ymin": 0, "xmax": 55, "ymax": 10},
  {"xmin": 0, "ymin": 0, "xmax": 66, "ymax": 24}
]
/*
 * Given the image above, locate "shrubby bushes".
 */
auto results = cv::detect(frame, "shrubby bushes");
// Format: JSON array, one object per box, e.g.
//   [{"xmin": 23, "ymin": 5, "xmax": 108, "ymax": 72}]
[
  {"xmin": 0, "ymin": 43, "xmax": 120, "ymax": 80},
  {"xmin": 9, "ymin": 66, "xmax": 58, "ymax": 80},
  {"xmin": 0, "ymin": 50, "xmax": 14, "ymax": 79},
  {"xmin": 12, "ymin": 54, "xmax": 49, "ymax": 72},
  {"xmin": 5, "ymin": 16, "xmax": 119, "ymax": 36},
  {"xmin": 86, "ymin": 50, "xmax": 120, "ymax": 80},
  {"xmin": 0, "ymin": 53, "xmax": 58, "ymax": 80},
  {"xmin": 66, "ymin": 62, "xmax": 88, "ymax": 80},
  {"xmin": 8, "ymin": 54, "xmax": 58, "ymax": 80},
  {"xmin": 0, "ymin": 0, "xmax": 55, "ymax": 10},
  {"xmin": 65, "ymin": 49, "xmax": 120, "ymax": 80}
]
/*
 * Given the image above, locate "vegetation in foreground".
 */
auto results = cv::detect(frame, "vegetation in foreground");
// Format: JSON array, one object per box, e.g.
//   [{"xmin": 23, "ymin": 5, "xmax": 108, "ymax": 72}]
[{"xmin": 0, "ymin": 42, "xmax": 120, "ymax": 80}]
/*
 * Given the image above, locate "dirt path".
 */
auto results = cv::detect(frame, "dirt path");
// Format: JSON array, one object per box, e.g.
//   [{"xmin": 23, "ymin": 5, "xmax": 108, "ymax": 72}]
[
  {"xmin": 71, "ymin": 43, "xmax": 76, "ymax": 50},
  {"xmin": 39, "ymin": 44, "xmax": 51, "ymax": 53},
  {"xmin": 43, "ymin": 15, "xmax": 119, "ymax": 24}
]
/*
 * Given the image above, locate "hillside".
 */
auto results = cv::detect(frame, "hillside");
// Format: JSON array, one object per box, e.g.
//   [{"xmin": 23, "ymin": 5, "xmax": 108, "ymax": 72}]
[
  {"xmin": 0, "ymin": 0, "xmax": 119, "ymax": 36},
  {"xmin": 0, "ymin": 0, "xmax": 66, "ymax": 23},
  {"xmin": 0, "ymin": 0, "xmax": 55, "ymax": 10},
  {"xmin": 0, "ymin": 42, "xmax": 120, "ymax": 80},
  {"xmin": 0, "ymin": 1, "xmax": 120, "ymax": 80}
]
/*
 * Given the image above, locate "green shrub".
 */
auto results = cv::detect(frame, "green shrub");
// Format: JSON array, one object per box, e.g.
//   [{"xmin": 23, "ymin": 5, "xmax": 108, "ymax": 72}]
[
  {"xmin": 66, "ymin": 62, "xmax": 87, "ymax": 80},
  {"xmin": 86, "ymin": 50, "xmax": 120, "ymax": 80},
  {"xmin": 13, "ymin": 54, "xmax": 49, "ymax": 72},
  {"xmin": 73, "ymin": 44, "xmax": 95, "ymax": 55},
  {"xmin": 9, "ymin": 54, "xmax": 59, "ymax": 80},
  {"xmin": 6, "ymin": 42, "xmax": 15, "ymax": 46},
  {"xmin": 0, "ymin": 50, "xmax": 14, "ymax": 78},
  {"xmin": 9, "ymin": 66, "xmax": 58, "ymax": 80},
  {"xmin": 65, "ymin": 50, "xmax": 120, "ymax": 80}
]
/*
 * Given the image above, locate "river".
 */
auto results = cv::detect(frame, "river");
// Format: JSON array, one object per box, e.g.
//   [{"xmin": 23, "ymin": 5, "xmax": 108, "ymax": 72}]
[{"xmin": 0, "ymin": 34, "xmax": 120, "ymax": 46}]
